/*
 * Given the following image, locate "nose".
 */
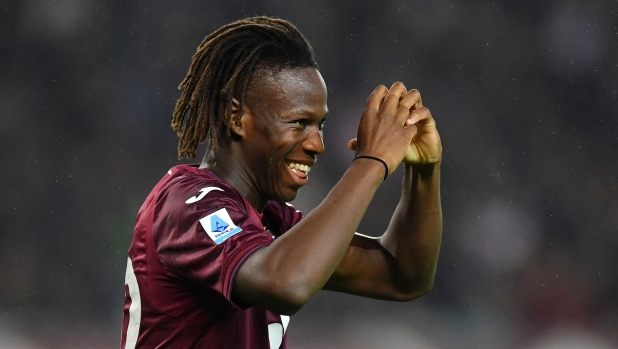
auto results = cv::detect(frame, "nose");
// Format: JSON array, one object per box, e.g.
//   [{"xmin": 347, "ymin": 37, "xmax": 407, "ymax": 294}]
[{"xmin": 303, "ymin": 127, "xmax": 325, "ymax": 156}]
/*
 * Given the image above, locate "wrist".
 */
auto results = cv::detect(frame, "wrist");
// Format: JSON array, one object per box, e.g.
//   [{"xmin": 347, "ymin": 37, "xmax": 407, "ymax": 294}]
[
  {"xmin": 353, "ymin": 155, "xmax": 389, "ymax": 181},
  {"xmin": 350, "ymin": 156, "xmax": 388, "ymax": 184},
  {"xmin": 405, "ymin": 160, "xmax": 441, "ymax": 178}
]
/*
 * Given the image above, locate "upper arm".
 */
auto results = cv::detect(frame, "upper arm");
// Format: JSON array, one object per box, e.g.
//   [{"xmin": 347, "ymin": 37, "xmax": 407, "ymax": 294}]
[
  {"xmin": 231, "ymin": 202, "xmax": 308, "ymax": 315},
  {"xmin": 153, "ymin": 180, "xmax": 273, "ymax": 307},
  {"xmin": 232, "ymin": 244, "xmax": 308, "ymax": 315}
]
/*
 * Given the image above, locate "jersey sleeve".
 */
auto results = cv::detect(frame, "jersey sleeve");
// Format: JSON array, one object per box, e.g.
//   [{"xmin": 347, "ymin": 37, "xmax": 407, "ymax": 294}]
[
  {"xmin": 152, "ymin": 177, "xmax": 273, "ymax": 308},
  {"xmin": 263, "ymin": 201, "xmax": 304, "ymax": 237}
]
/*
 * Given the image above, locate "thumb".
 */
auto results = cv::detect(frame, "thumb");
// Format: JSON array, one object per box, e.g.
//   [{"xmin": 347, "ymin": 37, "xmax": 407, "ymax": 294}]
[{"xmin": 347, "ymin": 138, "xmax": 358, "ymax": 151}]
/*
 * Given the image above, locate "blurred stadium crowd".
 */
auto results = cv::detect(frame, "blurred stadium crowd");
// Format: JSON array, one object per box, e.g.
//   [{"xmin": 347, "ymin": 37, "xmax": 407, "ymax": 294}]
[{"xmin": 1, "ymin": 0, "xmax": 617, "ymax": 348}]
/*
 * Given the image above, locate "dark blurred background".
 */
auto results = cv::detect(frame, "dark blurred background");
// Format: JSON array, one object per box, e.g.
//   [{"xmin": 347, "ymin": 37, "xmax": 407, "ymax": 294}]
[{"xmin": 1, "ymin": 1, "xmax": 617, "ymax": 348}]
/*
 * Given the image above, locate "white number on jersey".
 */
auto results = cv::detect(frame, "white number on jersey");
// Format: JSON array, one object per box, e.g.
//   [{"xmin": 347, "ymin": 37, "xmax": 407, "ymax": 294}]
[
  {"xmin": 124, "ymin": 258, "xmax": 141, "ymax": 349},
  {"xmin": 268, "ymin": 315, "xmax": 290, "ymax": 349}
]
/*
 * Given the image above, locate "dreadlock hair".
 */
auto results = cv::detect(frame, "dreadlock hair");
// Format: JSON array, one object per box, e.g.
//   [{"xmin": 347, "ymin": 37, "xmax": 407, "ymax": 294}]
[{"xmin": 171, "ymin": 16, "xmax": 319, "ymax": 159}]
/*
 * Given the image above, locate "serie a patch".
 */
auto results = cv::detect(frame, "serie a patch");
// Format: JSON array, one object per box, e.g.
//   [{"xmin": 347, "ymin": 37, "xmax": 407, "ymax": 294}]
[{"xmin": 199, "ymin": 208, "xmax": 243, "ymax": 244}]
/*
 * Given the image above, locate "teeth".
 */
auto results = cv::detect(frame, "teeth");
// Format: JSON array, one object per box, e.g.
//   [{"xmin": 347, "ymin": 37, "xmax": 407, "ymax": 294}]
[{"xmin": 288, "ymin": 162, "xmax": 311, "ymax": 173}]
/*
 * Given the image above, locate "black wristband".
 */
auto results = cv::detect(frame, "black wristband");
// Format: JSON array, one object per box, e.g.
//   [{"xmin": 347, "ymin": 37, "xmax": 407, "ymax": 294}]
[{"xmin": 353, "ymin": 155, "xmax": 389, "ymax": 181}]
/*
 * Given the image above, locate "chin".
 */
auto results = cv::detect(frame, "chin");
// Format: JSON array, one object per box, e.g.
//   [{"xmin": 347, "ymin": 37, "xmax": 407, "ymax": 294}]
[{"xmin": 274, "ymin": 188, "xmax": 300, "ymax": 203}]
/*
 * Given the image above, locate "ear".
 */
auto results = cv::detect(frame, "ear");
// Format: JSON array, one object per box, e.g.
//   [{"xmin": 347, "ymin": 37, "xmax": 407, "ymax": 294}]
[{"xmin": 228, "ymin": 98, "xmax": 245, "ymax": 138}]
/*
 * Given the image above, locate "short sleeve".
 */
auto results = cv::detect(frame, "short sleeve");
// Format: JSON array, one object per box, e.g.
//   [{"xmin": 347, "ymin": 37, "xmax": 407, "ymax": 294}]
[
  {"xmin": 263, "ymin": 201, "xmax": 304, "ymax": 237},
  {"xmin": 152, "ymin": 177, "xmax": 273, "ymax": 307}
]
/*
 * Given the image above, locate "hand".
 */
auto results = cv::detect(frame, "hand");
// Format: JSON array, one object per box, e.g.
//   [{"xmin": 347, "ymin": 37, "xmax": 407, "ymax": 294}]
[
  {"xmin": 350, "ymin": 82, "xmax": 421, "ymax": 176},
  {"xmin": 401, "ymin": 91, "xmax": 442, "ymax": 165}
]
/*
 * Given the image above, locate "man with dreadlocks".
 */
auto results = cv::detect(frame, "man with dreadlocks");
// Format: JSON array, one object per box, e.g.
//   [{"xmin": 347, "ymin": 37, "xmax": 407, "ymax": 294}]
[{"xmin": 121, "ymin": 16, "xmax": 442, "ymax": 349}]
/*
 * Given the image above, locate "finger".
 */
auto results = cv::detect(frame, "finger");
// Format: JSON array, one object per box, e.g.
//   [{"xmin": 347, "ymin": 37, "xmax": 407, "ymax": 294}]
[
  {"xmin": 394, "ymin": 102, "xmax": 414, "ymax": 126},
  {"xmin": 405, "ymin": 107, "xmax": 432, "ymax": 126},
  {"xmin": 394, "ymin": 91, "xmax": 420, "ymax": 125},
  {"xmin": 379, "ymin": 82, "xmax": 408, "ymax": 115},
  {"xmin": 404, "ymin": 123, "xmax": 418, "ymax": 140},
  {"xmin": 382, "ymin": 93, "xmax": 403, "ymax": 116},
  {"xmin": 412, "ymin": 89, "xmax": 423, "ymax": 109},
  {"xmin": 399, "ymin": 89, "xmax": 421, "ymax": 111},
  {"xmin": 347, "ymin": 138, "xmax": 358, "ymax": 151},
  {"xmin": 388, "ymin": 81, "xmax": 407, "ymax": 96},
  {"xmin": 366, "ymin": 85, "xmax": 388, "ymax": 111}
]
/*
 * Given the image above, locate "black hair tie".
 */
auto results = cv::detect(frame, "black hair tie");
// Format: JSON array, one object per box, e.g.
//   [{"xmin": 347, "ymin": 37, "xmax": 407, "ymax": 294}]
[{"xmin": 353, "ymin": 155, "xmax": 389, "ymax": 181}]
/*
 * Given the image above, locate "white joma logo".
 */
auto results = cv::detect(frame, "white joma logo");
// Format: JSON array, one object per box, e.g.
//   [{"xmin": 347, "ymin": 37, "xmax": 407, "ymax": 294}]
[{"xmin": 185, "ymin": 187, "xmax": 224, "ymax": 204}]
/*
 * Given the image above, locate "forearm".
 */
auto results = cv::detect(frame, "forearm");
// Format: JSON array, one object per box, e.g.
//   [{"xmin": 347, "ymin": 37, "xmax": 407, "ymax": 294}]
[
  {"xmin": 235, "ymin": 159, "xmax": 384, "ymax": 312},
  {"xmin": 380, "ymin": 161, "xmax": 442, "ymax": 294}
]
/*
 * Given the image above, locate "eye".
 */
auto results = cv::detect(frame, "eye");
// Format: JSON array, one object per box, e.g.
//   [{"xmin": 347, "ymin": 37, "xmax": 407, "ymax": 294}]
[
  {"xmin": 292, "ymin": 119, "xmax": 309, "ymax": 128},
  {"xmin": 318, "ymin": 119, "xmax": 326, "ymax": 131}
]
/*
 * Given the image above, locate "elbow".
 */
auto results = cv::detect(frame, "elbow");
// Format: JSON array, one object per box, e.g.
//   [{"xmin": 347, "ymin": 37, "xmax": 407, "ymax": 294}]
[
  {"xmin": 274, "ymin": 298, "xmax": 306, "ymax": 316},
  {"xmin": 392, "ymin": 277, "xmax": 435, "ymax": 302},
  {"xmin": 262, "ymin": 279, "xmax": 315, "ymax": 315},
  {"xmin": 239, "ymin": 291, "xmax": 308, "ymax": 317},
  {"xmin": 235, "ymin": 250, "xmax": 316, "ymax": 315},
  {"xmin": 272, "ymin": 293, "xmax": 313, "ymax": 316}
]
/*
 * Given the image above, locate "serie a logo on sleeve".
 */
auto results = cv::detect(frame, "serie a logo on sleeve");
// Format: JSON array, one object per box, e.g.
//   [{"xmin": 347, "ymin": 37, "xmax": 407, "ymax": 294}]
[{"xmin": 199, "ymin": 208, "xmax": 243, "ymax": 244}]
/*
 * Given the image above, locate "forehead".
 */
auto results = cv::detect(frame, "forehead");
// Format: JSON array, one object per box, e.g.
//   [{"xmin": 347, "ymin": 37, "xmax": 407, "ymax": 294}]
[{"xmin": 246, "ymin": 67, "xmax": 328, "ymax": 118}]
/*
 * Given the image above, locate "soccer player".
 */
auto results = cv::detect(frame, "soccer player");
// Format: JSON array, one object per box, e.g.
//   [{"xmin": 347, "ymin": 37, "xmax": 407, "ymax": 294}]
[{"xmin": 121, "ymin": 16, "xmax": 442, "ymax": 349}]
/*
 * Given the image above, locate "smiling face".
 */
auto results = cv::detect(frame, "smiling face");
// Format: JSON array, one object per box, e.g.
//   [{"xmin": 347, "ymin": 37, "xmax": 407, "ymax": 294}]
[{"xmin": 238, "ymin": 67, "xmax": 328, "ymax": 207}]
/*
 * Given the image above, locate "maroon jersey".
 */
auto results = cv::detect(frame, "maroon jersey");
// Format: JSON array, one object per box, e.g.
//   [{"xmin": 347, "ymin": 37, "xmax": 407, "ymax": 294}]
[{"xmin": 121, "ymin": 164, "xmax": 303, "ymax": 349}]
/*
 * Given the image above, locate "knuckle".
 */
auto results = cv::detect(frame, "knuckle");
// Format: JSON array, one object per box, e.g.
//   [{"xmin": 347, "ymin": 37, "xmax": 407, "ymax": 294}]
[
  {"xmin": 399, "ymin": 100, "xmax": 414, "ymax": 109},
  {"xmin": 413, "ymin": 106, "xmax": 429, "ymax": 114},
  {"xmin": 397, "ymin": 104, "xmax": 411, "ymax": 113},
  {"xmin": 368, "ymin": 86, "xmax": 387, "ymax": 102},
  {"xmin": 373, "ymin": 85, "xmax": 387, "ymax": 94}
]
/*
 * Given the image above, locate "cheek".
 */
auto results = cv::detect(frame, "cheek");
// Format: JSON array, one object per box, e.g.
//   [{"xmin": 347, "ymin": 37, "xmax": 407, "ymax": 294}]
[{"xmin": 265, "ymin": 144, "xmax": 296, "ymax": 184}]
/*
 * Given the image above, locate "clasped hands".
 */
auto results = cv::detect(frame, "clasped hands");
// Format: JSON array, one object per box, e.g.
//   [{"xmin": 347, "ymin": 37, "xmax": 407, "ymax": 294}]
[{"xmin": 349, "ymin": 82, "xmax": 442, "ymax": 176}]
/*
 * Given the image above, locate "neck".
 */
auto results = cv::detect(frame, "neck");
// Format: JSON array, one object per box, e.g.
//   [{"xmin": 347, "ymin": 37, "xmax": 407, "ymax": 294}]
[{"xmin": 200, "ymin": 150, "xmax": 268, "ymax": 212}]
